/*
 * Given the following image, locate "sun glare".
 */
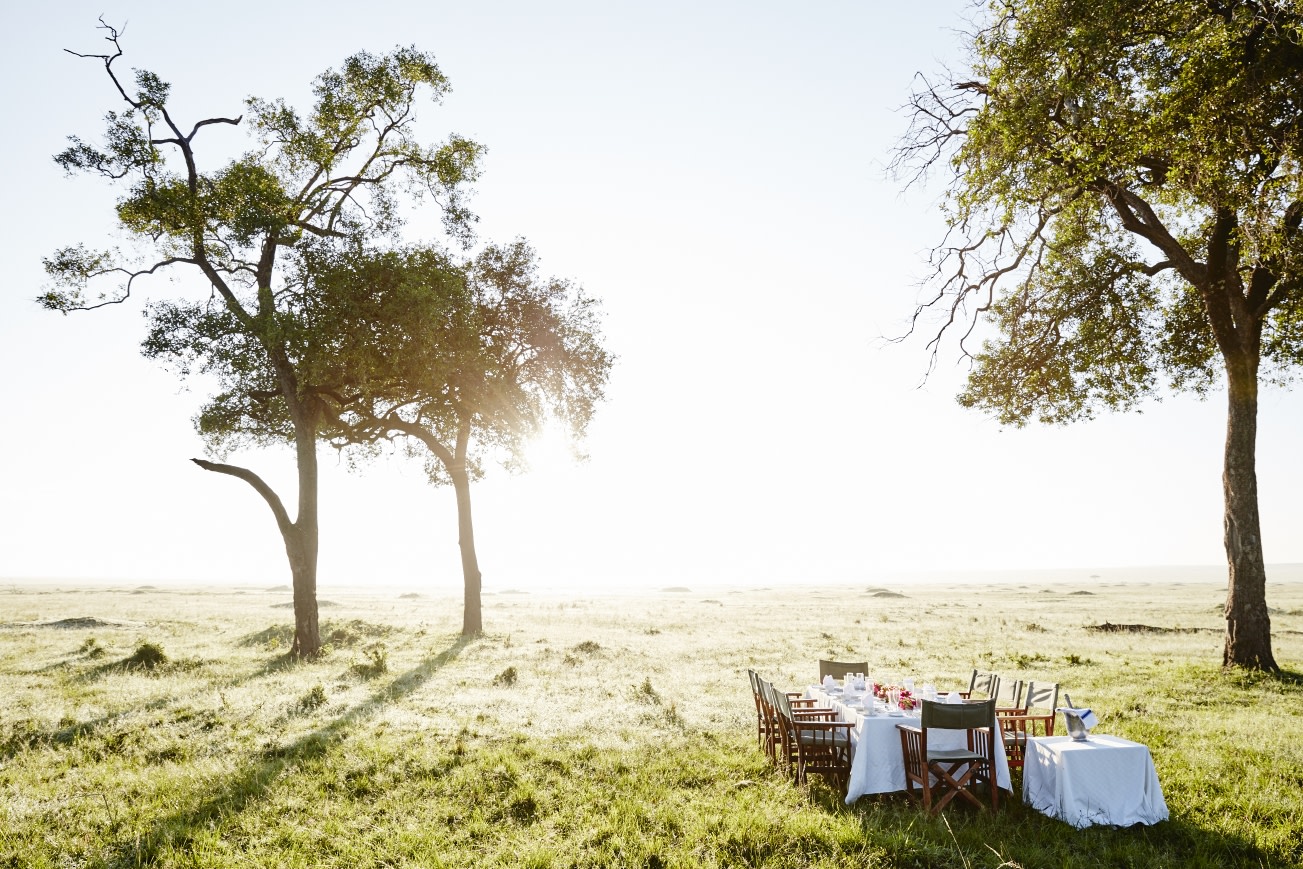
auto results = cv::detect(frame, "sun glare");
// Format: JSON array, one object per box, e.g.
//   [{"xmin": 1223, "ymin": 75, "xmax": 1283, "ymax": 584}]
[{"xmin": 523, "ymin": 420, "xmax": 580, "ymax": 478}]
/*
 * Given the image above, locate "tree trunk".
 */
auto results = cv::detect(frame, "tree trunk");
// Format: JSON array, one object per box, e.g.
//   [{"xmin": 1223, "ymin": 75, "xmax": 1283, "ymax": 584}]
[
  {"xmin": 450, "ymin": 463, "xmax": 483, "ymax": 635},
  {"xmin": 1221, "ymin": 366, "xmax": 1278, "ymax": 671},
  {"xmin": 289, "ymin": 424, "xmax": 322, "ymax": 657},
  {"xmin": 286, "ymin": 524, "xmax": 320, "ymax": 658},
  {"xmin": 191, "ymin": 454, "xmax": 322, "ymax": 657}
]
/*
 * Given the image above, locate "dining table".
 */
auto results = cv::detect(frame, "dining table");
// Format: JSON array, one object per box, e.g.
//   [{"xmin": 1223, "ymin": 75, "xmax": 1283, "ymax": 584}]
[{"xmin": 806, "ymin": 686, "xmax": 1013, "ymax": 804}]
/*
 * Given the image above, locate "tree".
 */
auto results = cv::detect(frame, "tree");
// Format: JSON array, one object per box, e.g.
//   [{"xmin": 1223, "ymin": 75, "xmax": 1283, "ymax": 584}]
[
  {"xmin": 40, "ymin": 22, "xmax": 483, "ymax": 657},
  {"xmin": 897, "ymin": 0, "xmax": 1303, "ymax": 670},
  {"xmin": 301, "ymin": 239, "xmax": 613, "ymax": 635}
]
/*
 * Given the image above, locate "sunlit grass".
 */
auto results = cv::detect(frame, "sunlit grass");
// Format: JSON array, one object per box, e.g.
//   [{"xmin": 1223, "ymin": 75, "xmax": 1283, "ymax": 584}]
[{"xmin": 1, "ymin": 580, "xmax": 1300, "ymax": 867}]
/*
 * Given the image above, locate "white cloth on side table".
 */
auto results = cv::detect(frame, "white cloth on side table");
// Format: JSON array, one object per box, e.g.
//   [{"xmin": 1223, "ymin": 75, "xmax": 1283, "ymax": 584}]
[{"xmin": 1022, "ymin": 734, "xmax": 1168, "ymax": 828}]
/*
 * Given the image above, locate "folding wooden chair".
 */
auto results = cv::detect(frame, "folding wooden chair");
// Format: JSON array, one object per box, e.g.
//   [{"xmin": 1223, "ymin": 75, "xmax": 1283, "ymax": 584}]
[{"xmin": 898, "ymin": 699, "xmax": 1000, "ymax": 813}]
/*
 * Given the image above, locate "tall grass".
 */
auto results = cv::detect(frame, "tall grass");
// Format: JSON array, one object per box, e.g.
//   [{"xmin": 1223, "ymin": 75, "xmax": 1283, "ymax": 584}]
[{"xmin": 1, "ymin": 581, "xmax": 1300, "ymax": 867}]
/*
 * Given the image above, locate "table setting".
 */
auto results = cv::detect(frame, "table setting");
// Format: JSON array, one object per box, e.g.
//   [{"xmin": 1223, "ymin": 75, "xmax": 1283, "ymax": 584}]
[{"xmin": 806, "ymin": 674, "xmax": 1012, "ymax": 803}]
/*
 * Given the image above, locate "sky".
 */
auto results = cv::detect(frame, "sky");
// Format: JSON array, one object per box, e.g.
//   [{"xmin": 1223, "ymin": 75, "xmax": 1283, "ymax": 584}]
[{"xmin": 2, "ymin": 1, "xmax": 1300, "ymax": 593}]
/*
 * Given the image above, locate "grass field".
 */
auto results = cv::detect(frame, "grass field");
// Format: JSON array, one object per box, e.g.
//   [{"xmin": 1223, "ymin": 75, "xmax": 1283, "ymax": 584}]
[{"xmin": 2, "ymin": 578, "xmax": 1301, "ymax": 868}]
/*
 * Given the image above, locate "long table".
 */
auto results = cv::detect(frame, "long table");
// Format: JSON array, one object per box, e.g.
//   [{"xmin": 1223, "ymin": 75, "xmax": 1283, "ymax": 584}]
[{"xmin": 806, "ymin": 687, "xmax": 1013, "ymax": 804}]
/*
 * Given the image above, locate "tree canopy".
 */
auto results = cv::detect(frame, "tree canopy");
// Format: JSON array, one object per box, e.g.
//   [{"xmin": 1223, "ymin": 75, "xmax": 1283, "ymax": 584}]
[
  {"xmin": 299, "ymin": 239, "xmax": 613, "ymax": 634},
  {"xmin": 898, "ymin": 0, "xmax": 1303, "ymax": 669}
]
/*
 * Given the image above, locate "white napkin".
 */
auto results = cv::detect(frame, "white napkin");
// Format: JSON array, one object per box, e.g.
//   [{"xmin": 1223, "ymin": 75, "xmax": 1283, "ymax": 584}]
[
  {"xmin": 945, "ymin": 691, "xmax": 963, "ymax": 704},
  {"xmin": 822, "ymin": 675, "xmax": 835, "ymax": 690}
]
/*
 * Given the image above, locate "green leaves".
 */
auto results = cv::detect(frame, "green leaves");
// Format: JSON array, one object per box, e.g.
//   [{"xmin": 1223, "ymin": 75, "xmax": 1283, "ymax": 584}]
[
  {"xmin": 287, "ymin": 238, "xmax": 612, "ymax": 485},
  {"xmin": 902, "ymin": 0, "xmax": 1303, "ymax": 424},
  {"xmin": 959, "ymin": 210, "xmax": 1162, "ymax": 425},
  {"xmin": 39, "ymin": 244, "xmax": 120, "ymax": 311}
]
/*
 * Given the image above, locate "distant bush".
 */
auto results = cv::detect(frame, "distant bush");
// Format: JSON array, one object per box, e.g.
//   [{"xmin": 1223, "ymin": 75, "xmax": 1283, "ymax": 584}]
[
  {"xmin": 79, "ymin": 637, "xmax": 106, "ymax": 659},
  {"xmin": 328, "ymin": 619, "xmax": 394, "ymax": 649},
  {"xmin": 572, "ymin": 640, "xmax": 601, "ymax": 654},
  {"xmin": 1010, "ymin": 651, "xmax": 1049, "ymax": 668},
  {"xmin": 350, "ymin": 644, "xmax": 388, "ymax": 678},
  {"xmin": 125, "ymin": 642, "xmax": 168, "ymax": 670},
  {"xmin": 664, "ymin": 701, "xmax": 682, "ymax": 727},
  {"xmin": 295, "ymin": 684, "xmax": 328, "ymax": 713},
  {"xmin": 492, "ymin": 666, "xmax": 518, "ymax": 687},
  {"xmin": 633, "ymin": 677, "xmax": 661, "ymax": 705}
]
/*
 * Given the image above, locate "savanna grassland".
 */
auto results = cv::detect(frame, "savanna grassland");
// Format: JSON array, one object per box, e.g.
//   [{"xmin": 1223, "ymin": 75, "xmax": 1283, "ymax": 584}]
[{"xmin": 2, "ymin": 579, "xmax": 1301, "ymax": 868}]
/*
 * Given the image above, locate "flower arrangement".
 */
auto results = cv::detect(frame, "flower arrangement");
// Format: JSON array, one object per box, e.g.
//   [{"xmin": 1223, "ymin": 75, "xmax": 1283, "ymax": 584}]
[{"xmin": 873, "ymin": 684, "xmax": 916, "ymax": 710}]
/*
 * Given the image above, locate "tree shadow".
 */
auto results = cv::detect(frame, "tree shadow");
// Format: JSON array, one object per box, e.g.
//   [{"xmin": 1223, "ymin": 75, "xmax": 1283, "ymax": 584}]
[
  {"xmin": 97, "ymin": 635, "xmax": 474, "ymax": 865},
  {"xmin": 1, "ymin": 690, "xmax": 183, "ymax": 761}
]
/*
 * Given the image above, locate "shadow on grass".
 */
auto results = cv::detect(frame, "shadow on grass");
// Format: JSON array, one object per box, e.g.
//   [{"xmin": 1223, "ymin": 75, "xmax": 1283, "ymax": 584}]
[
  {"xmin": 845, "ymin": 785, "xmax": 1276, "ymax": 868},
  {"xmin": 98, "ymin": 634, "xmax": 474, "ymax": 866}
]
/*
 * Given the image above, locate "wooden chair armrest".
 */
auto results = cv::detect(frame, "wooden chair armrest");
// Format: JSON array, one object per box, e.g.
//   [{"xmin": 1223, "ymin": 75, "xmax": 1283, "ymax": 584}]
[
  {"xmin": 996, "ymin": 712, "xmax": 1053, "ymax": 724},
  {"xmin": 795, "ymin": 719, "xmax": 853, "ymax": 730}
]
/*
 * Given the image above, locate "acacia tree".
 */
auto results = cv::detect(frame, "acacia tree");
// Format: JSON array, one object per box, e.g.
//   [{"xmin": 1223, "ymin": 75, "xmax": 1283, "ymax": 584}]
[
  {"xmin": 301, "ymin": 239, "xmax": 612, "ymax": 635},
  {"xmin": 40, "ymin": 23, "xmax": 482, "ymax": 657},
  {"xmin": 898, "ymin": 0, "xmax": 1303, "ymax": 671}
]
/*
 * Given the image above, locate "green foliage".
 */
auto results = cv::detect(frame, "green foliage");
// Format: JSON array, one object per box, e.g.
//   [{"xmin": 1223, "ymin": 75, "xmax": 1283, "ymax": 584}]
[
  {"xmin": 43, "ymin": 26, "xmax": 485, "ymax": 463},
  {"xmin": 493, "ymin": 666, "xmax": 519, "ymax": 686},
  {"xmin": 901, "ymin": 0, "xmax": 1303, "ymax": 422},
  {"xmin": 300, "ymin": 238, "xmax": 614, "ymax": 486}
]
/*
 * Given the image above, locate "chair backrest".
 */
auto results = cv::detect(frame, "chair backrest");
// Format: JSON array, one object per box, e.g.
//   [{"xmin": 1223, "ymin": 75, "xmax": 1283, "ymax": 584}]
[
  {"xmin": 819, "ymin": 660, "xmax": 868, "ymax": 680},
  {"xmin": 767, "ymin": 681, "xmax": 794, "ymax": 723},
  {"xmin": 967, "ymin": 669, "xmax": 1001, "ymax": 700},
  {"xmin": 748, "ymin": 669, "xmax": 765, "ymax": 709},
  {"xmin": 921, "ymin": 698, "xmax": 995, "ymax": 731},
  {"xmin": 1003, "ymin": 678, "xmax": 1025, "ymax": 708},
  {"xmin": 1023, "ymin": 682, "xmax": 1060, "ymax": 713}
]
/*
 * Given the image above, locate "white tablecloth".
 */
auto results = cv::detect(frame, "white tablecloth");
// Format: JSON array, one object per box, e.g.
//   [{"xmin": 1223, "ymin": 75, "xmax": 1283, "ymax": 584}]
[
  {"xmin": 1022, "ymin": 735, "xmax": 1168, "ymax": 828},
  {"xmin": 807, "ymin": 687, "xmax": 1012, "ymax": 804}
]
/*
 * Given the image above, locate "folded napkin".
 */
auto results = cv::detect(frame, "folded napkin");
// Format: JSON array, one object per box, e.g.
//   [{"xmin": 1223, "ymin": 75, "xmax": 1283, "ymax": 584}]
[
  {"xmin": 945, "ymin": 692, "xmax": 963, "ymax": 704},
  {"xmin": 822, "ymin": 675, "xmax": 835, "ymax": 690}
]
